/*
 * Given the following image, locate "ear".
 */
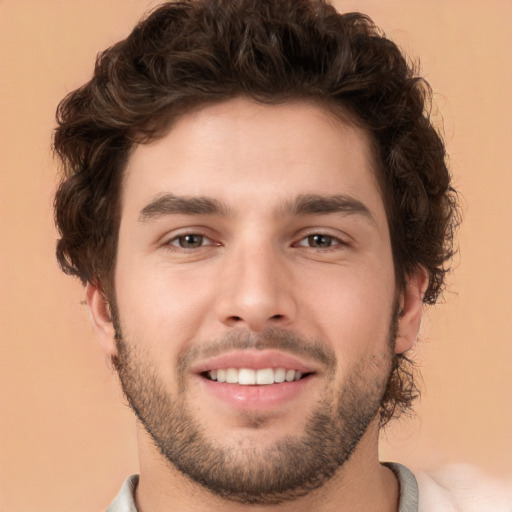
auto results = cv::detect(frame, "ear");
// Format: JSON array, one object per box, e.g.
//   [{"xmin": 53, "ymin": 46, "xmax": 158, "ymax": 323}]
[
  {"xmin": 85, "ymin": 282, "xmax": 118, "ymax": 357},
  {"xmin": 395, "ymin": 268, "xmax": 428, "ymax": 354}
]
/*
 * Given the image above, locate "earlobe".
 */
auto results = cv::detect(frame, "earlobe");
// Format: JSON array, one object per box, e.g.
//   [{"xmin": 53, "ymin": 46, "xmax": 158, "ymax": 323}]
[
  {"xmin": 395, "ymin": 268, "xmax": 428, "ymax": 354},
  {"xmin": 85, "ymin": 282, "xmax": 118, "ymax": 357}
]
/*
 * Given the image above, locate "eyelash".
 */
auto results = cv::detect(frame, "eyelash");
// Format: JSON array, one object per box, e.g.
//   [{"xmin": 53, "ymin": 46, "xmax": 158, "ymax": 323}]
[
  {"xmin": 165, "ymin": 232, "xmax": 347, "ymax": 251},
  {"xmin": 166, "ymin": 233, "xmax": 216, "ymax": 249},
  {"xmin": 294, "ymin": 233, "xmax": 347, "ymax": 250}
]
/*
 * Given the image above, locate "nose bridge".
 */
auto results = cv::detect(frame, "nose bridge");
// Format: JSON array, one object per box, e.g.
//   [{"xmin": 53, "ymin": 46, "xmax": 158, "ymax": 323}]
[{"xmin": 215, "ymin": 235, "xmax": 295, "ymax": 330}]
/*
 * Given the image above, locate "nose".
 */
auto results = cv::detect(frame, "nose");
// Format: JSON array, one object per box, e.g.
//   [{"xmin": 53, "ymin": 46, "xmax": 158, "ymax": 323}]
[{"xmin": 214, "ymin": 241, "xmax": 297, "ymax": 331}]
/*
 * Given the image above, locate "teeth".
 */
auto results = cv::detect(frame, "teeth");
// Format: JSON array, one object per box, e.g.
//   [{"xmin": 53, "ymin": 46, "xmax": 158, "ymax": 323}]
[
  {"xmin": 285, "ymin": 369, "xmax": 295, "ymax": 382},
  {"xmin": 256, "ymin": 368, "xmax": 274, "ymax": 385},
  {"xmin": 207, "ymin": 367, "xmax": 305, "ymax": 385},
  {"xmin": 226, "ymin": 368, "xmax": 238, "ymax": 383},
  {"xmin": 274, "ymin": 368, "xmax": 286, "ymax": 383},
  {"xmin": 238, "ymin": 368, "xmax": 256, "ymax": 385}
]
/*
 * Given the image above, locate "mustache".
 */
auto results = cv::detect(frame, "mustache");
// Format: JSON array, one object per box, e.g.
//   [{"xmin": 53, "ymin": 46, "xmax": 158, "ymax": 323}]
[{"xmin": 177, "ymin": 328, "xmax": 336, "ymax": 375}]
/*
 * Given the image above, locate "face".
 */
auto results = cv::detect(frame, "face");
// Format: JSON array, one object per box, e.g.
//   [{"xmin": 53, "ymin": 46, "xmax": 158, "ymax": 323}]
[{"xmin": 88, "ymin": 97, "xmax": 424, "ymax": 504}]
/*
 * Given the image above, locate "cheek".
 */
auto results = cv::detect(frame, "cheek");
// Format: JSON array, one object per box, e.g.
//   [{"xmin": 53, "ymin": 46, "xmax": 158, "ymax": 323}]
[
  {"xmin": 114, "ymin": 258, "xmax": 217, "ymax": 353},
  {"xmin": 301, "ymin": 263, "xmax": 396, "ymax": 359}
]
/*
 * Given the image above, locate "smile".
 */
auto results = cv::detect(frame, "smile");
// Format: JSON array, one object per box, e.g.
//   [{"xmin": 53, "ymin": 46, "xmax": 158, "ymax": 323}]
[
  {"xmin": 206, "ymin": 368, "xmax": 307, "ymax": 385},
  {"xmin": 193, "ymin": 351, "xmax": 319, "ymax": 409}
]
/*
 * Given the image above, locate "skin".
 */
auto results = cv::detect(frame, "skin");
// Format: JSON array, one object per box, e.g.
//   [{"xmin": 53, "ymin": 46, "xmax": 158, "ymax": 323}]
[{"xmin": 86, "ymin": 97, "xmax": 426, "ymax": 511}]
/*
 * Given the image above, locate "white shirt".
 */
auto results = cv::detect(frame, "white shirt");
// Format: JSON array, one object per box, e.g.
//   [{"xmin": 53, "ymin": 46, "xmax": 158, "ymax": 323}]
[{"xmin": 106, "ymin": 463, "xmax": 512, "ymax": 511}]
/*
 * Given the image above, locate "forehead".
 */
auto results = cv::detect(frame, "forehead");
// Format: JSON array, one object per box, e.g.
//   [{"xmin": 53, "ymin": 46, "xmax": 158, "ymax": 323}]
[{"xmin": 121, "ymin": 97, "xmax": 384, "ymax": 221}]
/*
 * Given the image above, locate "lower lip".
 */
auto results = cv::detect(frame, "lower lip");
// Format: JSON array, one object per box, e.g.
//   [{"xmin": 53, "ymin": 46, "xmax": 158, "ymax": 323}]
[{"xmin": 200, "ymin": 375, "xmax": 313, "ymax": 410}]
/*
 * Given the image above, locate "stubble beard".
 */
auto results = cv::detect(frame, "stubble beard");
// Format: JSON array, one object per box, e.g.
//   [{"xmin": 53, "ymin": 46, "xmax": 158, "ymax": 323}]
[{"xmin": 111, "ymin": 313, "xmax": 397, "ymax": 505}]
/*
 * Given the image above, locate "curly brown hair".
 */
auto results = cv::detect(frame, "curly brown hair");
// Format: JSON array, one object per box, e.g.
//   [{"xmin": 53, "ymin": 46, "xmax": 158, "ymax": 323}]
[{"xmin": 53, "ymin": 0, "xmax": 459, "ymax": 425}]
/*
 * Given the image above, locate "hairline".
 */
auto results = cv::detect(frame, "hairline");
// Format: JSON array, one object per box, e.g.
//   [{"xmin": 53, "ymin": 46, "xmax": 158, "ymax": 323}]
[{"xmin": 100, "ymin": 94, "xmax": 398, "ymax": 298}]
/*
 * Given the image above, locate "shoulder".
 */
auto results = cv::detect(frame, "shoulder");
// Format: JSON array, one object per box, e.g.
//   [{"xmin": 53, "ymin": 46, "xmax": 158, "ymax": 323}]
[
  {"xmin": 106, "ymin": 474, "xmax": 139, "ymax": 512},
  {"xmin": 416, "ymin": 464, "xmax": 512, "ymax": 512}
]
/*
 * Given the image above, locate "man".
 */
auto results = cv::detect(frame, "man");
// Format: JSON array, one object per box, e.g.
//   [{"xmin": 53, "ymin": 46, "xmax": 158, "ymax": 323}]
[{"xmin": 53, "ymin": 1, "xmax": 459, "ymax": 510}]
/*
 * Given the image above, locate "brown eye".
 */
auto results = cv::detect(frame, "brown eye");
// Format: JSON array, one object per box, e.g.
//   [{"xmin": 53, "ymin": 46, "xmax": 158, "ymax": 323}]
[
  {"xmin": 172, "ymin": 234, "xmax": 206, "ymax": 248},
  {"xmin": 306, "ymin": 234, "xmax": 335, "ymax": 248}
]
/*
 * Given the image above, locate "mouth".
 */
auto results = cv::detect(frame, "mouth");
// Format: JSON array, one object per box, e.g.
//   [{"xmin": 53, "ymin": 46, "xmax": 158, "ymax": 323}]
[
  {"xmin": 203, "ymin": 367, "xmax": 311, "ymax": 385},
  {"xmin": 192, "ymin": 350, "xmax": 319, "ymax": 410}
]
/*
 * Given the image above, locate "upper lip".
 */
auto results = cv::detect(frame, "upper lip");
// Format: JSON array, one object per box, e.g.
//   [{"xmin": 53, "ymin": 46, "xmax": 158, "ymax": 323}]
[{"xmin": 190, "ymin": 349, "xmax": 321, "ymax": 374}]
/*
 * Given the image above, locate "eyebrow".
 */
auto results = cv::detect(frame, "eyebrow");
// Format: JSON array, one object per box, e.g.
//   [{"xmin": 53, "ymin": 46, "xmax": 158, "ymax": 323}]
[
  {"xmin": 138, "ymin": 192, "xmax": 374, "ymax": 223},
  {"xmin": 138, "ymin": 194, "xmax": 230, "ymax": 222},
  {"xmin": 283, "ymin": 194, "xmax": 375, "ymax": 222}
]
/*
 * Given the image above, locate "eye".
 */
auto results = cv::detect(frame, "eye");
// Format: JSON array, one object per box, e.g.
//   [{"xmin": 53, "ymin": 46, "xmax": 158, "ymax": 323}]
[
  {"xmin": 296, "ymin": 234, "xmax": 343, "ymax": 249},
  {"xmin": 168, "ymin": 234, "xmax": 211, "ymax": 249}
]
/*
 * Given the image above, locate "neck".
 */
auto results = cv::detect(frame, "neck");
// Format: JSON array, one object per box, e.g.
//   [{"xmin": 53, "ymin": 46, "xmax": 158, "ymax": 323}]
[{"xmin": 134, "ymin": 421, "xmax": 399, "ymax": 512}]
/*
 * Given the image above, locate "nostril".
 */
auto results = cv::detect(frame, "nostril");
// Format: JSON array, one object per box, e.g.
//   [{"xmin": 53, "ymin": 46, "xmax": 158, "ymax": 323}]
[{"xmin": 222, "ymin": 312, "xmax": 290, "ymax": 328}]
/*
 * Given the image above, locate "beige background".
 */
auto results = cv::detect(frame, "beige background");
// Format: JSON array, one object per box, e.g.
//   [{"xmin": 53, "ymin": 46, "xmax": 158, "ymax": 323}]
[{"xmin": 1, "ymin": 1, "xmax": 511, "ymax": 510}]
